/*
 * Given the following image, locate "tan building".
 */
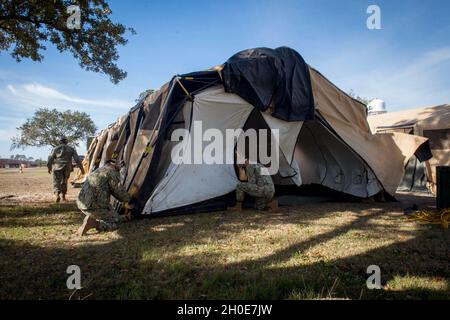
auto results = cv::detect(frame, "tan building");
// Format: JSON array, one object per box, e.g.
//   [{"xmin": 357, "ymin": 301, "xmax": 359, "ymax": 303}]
[{"xmin": 368, "ymin": 104, "xmax": 450, "ymax": 193}]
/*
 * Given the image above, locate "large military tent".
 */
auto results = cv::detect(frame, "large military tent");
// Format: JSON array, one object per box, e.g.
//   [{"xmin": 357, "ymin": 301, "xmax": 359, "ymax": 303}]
[
  {"xmin": 84, "ymin": 47, "xmax": 427, "ymax": 216},
  {"xmin": 368, "ymin": 104, "xmax": 450, "ymax": 193}
]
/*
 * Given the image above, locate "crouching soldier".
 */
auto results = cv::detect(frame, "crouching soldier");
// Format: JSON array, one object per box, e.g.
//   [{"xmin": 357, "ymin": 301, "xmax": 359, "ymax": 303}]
[
  {"xmin": 76, "ymin": 160, "xmax": 131, "ymax": 236},
  {"xmin": 231, "ymin": 159, "xmax": 275, "ymax": 211}
]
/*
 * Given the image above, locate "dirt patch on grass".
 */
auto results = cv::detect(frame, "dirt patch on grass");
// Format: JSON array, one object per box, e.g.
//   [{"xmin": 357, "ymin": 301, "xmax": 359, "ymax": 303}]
[{"xmin": 0, "ymin": 167, "xmax": 79, "ymax": 205}]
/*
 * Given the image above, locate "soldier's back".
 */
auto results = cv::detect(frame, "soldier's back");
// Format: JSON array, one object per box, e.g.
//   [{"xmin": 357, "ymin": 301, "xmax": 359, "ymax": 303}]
[
  {"xmin": 247, "ymin": 163, "xmax": 274, "ymax": 187},
  {"xmin": 52, "ymin": 144, "xmax": 75, "ymax": 170}
]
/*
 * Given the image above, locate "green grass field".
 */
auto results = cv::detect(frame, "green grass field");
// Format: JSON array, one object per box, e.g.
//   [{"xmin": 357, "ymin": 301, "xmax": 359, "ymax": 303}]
[{"xmin": 1, "ymin": 196, "xmax": 449, "ymax": 299}]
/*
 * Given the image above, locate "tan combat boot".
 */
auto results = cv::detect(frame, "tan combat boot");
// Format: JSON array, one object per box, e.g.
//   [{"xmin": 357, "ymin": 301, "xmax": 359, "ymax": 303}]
[
  {"xmin": 61, "ymin": 193, "xmax": 67, "ymax": 202},
  {"xmin": 77, "ymin": 216, "xmax": 99, "ymax": 236},
  {"xmin": 228, "ymin": 202, "xmax": 243, "ymax": 212},
  {"xmin": 55, "ymin": 193, "xmax": 61, "ymax": 203},
  {"xmin": 268, "ymin": 199, "xmax": 279, "ymax": 212}
]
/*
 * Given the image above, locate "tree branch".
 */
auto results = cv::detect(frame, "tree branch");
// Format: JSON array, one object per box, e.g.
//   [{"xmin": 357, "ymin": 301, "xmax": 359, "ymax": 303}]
[{"xmin": 0, "ymin": 14, "xmax": 76, "ymax": 34}]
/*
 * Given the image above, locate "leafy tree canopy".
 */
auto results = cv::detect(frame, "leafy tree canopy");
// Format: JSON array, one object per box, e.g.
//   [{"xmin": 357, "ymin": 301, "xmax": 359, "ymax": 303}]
[
  {"xmin": 0, "ymin": 0, "xmax": 135, "ymax": 83},
  {"xmin": 11, "ymin": 108, "xmax": 97, "ymax": 149},
  {"xmin": 135, "ymin": 89, "xmax": 155, "ymax": 102},
  {"xmin": 348, "ymin": 89, "xmax": 370, "ymax": 105},
  {"xmin": 10, "ymin": 154, "xmax": 28, "ymax": 160}
]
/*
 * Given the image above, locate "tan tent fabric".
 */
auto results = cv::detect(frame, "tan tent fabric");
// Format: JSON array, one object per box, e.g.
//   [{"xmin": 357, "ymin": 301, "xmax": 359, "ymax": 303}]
[
  {"xmin": 70, "ymin": 158, "xmax": 89, "ymax": 186},
  {"xmin": 88, "ymin": 129, "xmax": 109, "ymax": 173},
  {"xmin": 125, "ymin": 85, "xmax": 170, "ymax": 195},
  {"xmin": 84, "ymin": 135, "xmax": 98, "ymax": 165},
  {"xmin": 309, "ymin": 66, "xmax": 425, "ymax": 195},
  {"xmin": 71, "ymin": 135, "xmax": 98, "ymax": 183},
  {"xmin": 308, "ymin": 67, "xmax": 370, "ymax": 132},
  {"xmin": 390, "ymin": 133, "xmax": 429, "ymax": 166},
  {"xmin": 368, "ymin": 104, "xmax": 450, "ymax": 192},
  {"xmin": 122, "ymin": 107, "xmax": 142, "ymax": 171},
  {"xmin": 100, "ymin": 115, "xmax": 128, "ymax": 166}
]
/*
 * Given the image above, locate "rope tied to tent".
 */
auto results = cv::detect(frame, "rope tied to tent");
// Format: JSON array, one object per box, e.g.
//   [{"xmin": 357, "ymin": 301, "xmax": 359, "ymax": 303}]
[{"xmin": 405, "ymin": 208, "xmax": 450, "ymax": 229}]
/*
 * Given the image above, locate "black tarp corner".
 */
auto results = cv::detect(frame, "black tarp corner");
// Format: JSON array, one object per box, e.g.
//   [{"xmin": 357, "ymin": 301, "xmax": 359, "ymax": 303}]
[
  {"xmin": 414, "ymin": 139, "xmax": 433, "ymax": 162},
  {"xmin": 221, "ymin": 46, "xmax": 315, "ymax": 121}
]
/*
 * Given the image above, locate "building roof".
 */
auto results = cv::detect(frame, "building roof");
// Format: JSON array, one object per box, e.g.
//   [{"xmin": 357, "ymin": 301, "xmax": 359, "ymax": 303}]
[{"xmin": 368, "ymin": 104, "xmax": 450, "ymax": 133}]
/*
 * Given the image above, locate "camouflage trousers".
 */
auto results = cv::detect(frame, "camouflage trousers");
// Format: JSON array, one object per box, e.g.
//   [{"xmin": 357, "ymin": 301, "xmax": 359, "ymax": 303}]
[
  {"xmin": 80, "ymin": 208, "xmax": 120, "ymax": 232},
  {"xmin": 52, "ymin": 167, "xmax": 71, "ymax": 194},
  {"xmin": 236, "ymin": 182, "xmax": 275, "ymax": 210}
]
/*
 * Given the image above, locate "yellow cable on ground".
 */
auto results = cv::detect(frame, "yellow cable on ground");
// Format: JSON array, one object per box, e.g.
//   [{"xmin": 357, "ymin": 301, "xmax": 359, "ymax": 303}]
[{"xmin": 406, "ymin": 208, "xmax": 450, "ymax": 229}]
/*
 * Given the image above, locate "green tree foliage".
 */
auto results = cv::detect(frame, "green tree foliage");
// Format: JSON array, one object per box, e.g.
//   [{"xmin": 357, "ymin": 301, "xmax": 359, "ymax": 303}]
[
  {"xmin": 11, "ymin": 108, "xmax": 97, "ymax": 148},
  {"xmin": 11, "ymin": 154, "xmax": 28, "ymax": 160},
  {"xmin": 135, "ymin": 89, "xmax": 155, "ymax": 103},
  {"xmin": 348, "ymin": 89, "xmax": 370, "ymax": 106},
  {"xmin": 35, "ymin": 158, "xmax": 47, "ymax": 166},
  {"xmin": 0, "ymin": 0, "xmax": 135, "ymax": 83}
]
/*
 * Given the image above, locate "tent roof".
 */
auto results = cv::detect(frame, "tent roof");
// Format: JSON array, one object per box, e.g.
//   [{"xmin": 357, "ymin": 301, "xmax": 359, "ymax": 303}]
[{"xmin": 368, "ymin": 104, "xmax": 450, "ymax": 132}]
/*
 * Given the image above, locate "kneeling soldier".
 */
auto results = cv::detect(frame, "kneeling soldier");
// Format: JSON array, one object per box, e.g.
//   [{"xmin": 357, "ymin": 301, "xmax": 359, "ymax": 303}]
[
  {"xmin": 232, "ymin": 159, "xmax": 275, "ymax": 211},
  {"xmin": 76, "ymin": 160, "xmax": 131, "ymax": 236}
]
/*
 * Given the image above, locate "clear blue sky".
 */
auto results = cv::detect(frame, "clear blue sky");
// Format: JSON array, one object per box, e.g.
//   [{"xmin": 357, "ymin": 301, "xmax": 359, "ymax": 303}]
[{"xmin": 1, "ymin": 0, "xmax": 450, "ymax": 159}]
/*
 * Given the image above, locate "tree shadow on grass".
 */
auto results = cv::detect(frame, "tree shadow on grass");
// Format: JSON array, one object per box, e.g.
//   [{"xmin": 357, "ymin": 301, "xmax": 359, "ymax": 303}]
[
  {"xmin": 0, "ymin": 197, "xmax": 448, "ymax": 300},
  {"xmin": 0, "ymin": 203, "xmax": 80, "ymax": 228}
]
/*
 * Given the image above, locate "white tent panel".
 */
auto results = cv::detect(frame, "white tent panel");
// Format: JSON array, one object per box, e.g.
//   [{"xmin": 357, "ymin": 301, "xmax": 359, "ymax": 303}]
[
  {"xmin": 261, "ymin": 112, "xmax": 303, "ymax": 186},
  {"xmin": 294, "ymin": 121, "xmax": 383, "ymax": 197},
  {"xmin": 261, "ymin": 112, "xmax": 303, "ymax": 164},
  {"xmin": 142, "ymin": 86, "xmax": 254, "ymax": 214}
]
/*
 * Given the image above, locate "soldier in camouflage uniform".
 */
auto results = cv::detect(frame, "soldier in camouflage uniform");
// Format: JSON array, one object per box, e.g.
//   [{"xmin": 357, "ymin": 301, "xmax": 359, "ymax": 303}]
[
  {"xmin": 47, "ymin": 137, "xmax": 84, "ymax": 203},
  {"xmin": 76, "ymin": 160, "xmax": 131, "ymax": 236},
  {"xmin": 232, "ymin": 159, "xmax": 275, "ymax": 211}
]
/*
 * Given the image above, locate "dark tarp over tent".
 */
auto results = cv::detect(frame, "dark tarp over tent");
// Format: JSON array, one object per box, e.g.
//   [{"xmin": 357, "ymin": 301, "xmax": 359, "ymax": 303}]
[{"xmin": 222, "ymin": 47, "xmax": 315, "ymax": 121}]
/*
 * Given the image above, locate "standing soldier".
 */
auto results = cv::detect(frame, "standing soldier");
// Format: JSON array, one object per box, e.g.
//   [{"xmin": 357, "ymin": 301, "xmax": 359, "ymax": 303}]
[
  {"xmin": 76, "ymin": 160, "xmax": 132, "ymax": 236},
  {"xmin": 47, "ymin": 137, "xmax": 84, "ymax": 203},
  {"xmin": 230, "ymin": 159, "xmax": 275, "ymax": 211}
]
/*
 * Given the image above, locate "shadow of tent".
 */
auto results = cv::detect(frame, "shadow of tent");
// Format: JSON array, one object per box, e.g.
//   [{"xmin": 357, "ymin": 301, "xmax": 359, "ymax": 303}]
[{"xmin": 0, "ymin": 202, "xmax": 448, "ymax": 299}]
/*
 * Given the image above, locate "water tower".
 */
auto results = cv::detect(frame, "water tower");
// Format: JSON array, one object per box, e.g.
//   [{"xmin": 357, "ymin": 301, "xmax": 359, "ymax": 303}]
[{"xmin": 367, "ymin": 99, "xmax": 387, "ymax": 116}]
